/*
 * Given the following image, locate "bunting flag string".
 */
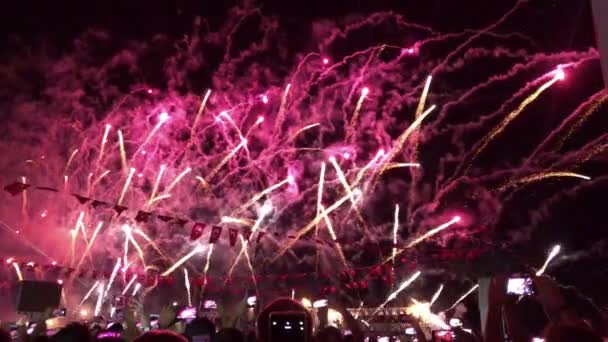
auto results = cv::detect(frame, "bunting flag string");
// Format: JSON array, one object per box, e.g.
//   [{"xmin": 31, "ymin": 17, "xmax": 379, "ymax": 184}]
[{"xmin": 2, "ymin": 181, "xmax": 493, "ymax": 265}]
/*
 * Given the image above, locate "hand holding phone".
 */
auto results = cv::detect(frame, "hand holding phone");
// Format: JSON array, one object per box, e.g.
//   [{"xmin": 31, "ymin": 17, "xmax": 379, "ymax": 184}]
[{"xmin": 507, "ymin": 277, "xmax": 535, "ymax": 296}]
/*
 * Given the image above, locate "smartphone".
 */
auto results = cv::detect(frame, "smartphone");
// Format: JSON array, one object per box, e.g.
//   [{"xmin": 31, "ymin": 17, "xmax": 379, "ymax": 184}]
[
  {"xmin": 27, "ymin": 323, "xmax": 37, "ymax": 335},
  {"xmin": 203, "ymin": 300, "xmax": 217, "ymax": 309},
  {"xmin": 247, "ymin": 296, "xmax": 257, "ymax": 307},
  {"xmin": 405, "ymin": 327, "xmax": 416, "ymax": 336},
  {"xmin": 378, "ymin": 337, "xmax": 389, "ymax": 342},
  {"xmin": 269, "ymin": 311, "xmax": 308, "ymax": 342},
  {"xmin": 531, "ymin": 338, "xmax": 545, "ymax": 342},
  {"xmin": 507, "ymin": 277, "xmax": 535, "ymax": 296},
  {"xmin": 449, "ymin": 318, "xmax": 462, "ymax": 327},
  {"xmin": 432, "ymin": 330, "xmax": 455, "ymax": 342},
  {"xmin": 53, "ymin": 307, "xmax": 67, "ymax": 317},
  {"xmin": 149, "ymin": 315, "xmax": 160, "ymax": 330},
  {"xmin": 178, "ymin": 306, "xmax": 197, "ymax": 319}
]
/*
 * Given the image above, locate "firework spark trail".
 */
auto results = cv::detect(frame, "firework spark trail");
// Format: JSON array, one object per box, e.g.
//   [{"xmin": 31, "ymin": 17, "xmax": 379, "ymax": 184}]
[
  {"xmin": 464, "ymin": 70, "xmax": 564, "ymax": 173},
  {"xmin": 132, "ymin": 228, "xmax": 173, "ymax": 262},
  {"xmin": 74, "ymin": 222, "xmax": 104, "ymax": 273},
  {"xmin": 526, "ymin": 91, "xmax": 608, "ymax": 164},
  {"xmin": 128, "ymin": 233, "xmax": 146, "ymax": 267},
  {"xmin": 135, "ymin": 112, "xmax": 169, "ymax": 154},
  {"xmin": 498, "ymin": 172, "xmax": 591, "ymax": 192},
  {"xmin": 123, "ymin": 229, "xmax": 130, "ymax": 267},
  {"xmin": 63, "ymin": 149, "xmax": 79, "ymax": 174},
  {"xmin": 200, "ymin": 244, "xmax": 214, "ymax": 296},
  {"xmin": 430, "ymin": 284, "xmax": 444, "ymax": 306},
  {"xmin": 238, "ymin": 176, "xmax": 292, "ymax": 211},
  {"xmin": 385, "ymin": 217, "xmax": 461, "ymax": 264},
  {"xmin": 315, "ymin": 162, "xmax": 326, "ymax": 236},
  {"xmin": 370, "ymin": 105, "xmax": 436, "ymax": 187},
  {"xmin": 191, "ymin": 89, "xmax": 212, "ymax": 132},
  {"xmin": 12, "ymin": 262, "xmax": 23, "ymax": 281},
  {"xmin": 319, "ymin": 204, "xmax": 349, "ymax": 268},
  {"xmin": 273, "ymin": 192, "xmax": 353, "ymax": 261},
  {"xmin": 184, "ymin": 268, "xmax": 192, "ymax": 307},
  {"xmin": 117, "ymin": 129, "xmax": 128, "ymax": 172},
  {"xmin": 371, "ymin": 271, "xmax": 421, "ymax": 317},
  {"xmin": 410, "ymin": 75, "xmax": 433, "ymax": 156},
  {"xmin": 536, "ymin": 244, "xmax": 561, "ymax": 276},
  {"xmin": 227, "ymin": 203, "xmax": 272, "ymax": 278},
  {"xmin": 274, "ymin": 83, "xmax": 291, "ymax": 134},
  {"xmin": 20, "ymin": 176, "xmax": 27, "ymax": 217},
  {"xmin": 447, "ymin": 284, "xmax": 479, "ymax": 311},
  {"xmin": 384, "ymin": 163, "xmax": 421, "ymax": 170},
  {"xmin": 70, "ymin": 229, "xmax": 77, "ymax": 267},
  {"xmin": 122, "ymin": 275, "xmax": 137, "ymax": 295},
  {"xmin": 103, "ymin": 258, "xmax": 122, "ymax": 299},
  {"xmin": 73, "ymin": 212, "xmax": 86, "ymax": 244},
  {"xmin": 148, "ymin": 194, "xmax": 171, "ymax": 205},
  {"xmin": 97, "ymin": 124, "xmax": 111, "ymax": 169},
  {"xmin": 117, "ymin": 168, "xmax": 136, "ymax": 205},
  {"xmin": 328, "ymin": 156, "xmax": 366, "ymax": 223},
  {"xmin": 239, "ymin": 235, "xmax": 259, "ymax": 294},
  {"xmin": 218, "ymin": 111, "xmax": 247, "ymax": 146},
  {"xmin": 202, "ymin": 139, "xmax": 247, "ymax": 186},
  {"xmin": 405, "ymin": 216, "xmax": 461, "ymax": 249},
  {"xmin": 391, "ymin": 205, "xmax": 399, "ymax": 277},
  {"xmin": 132, "ymin": 283, "xmax": 142, "ymax": 296},
  {"xmin": 148, "ymin": 165, "xmax": 166, "ymax": 205},
  {"xmin": 406, "ymin": 299, "xmax": 449, "ymax": 329},
  {"xmin": 352, "ymin": 149, "xmax": 385, "ymax": 186},
  {"xmin": 346, "ymin": 87, "xmax": 369, "ymax": 140},
  {"xmin": 91, "ymin": 170, "xmax": 110, "ymax": 195},
  {"xmin": 161, "ymin": 245, "xmax": 204, "ymax": 276},
  {"xmin": 164, "ymin": 167, "xmax": 192, "ymax": 194},
  {"xmin": 221, "ymin": 217, "xmax": 255, "ymax": 226},
  {"xmin": 287, "ymin": 123, "xmax": 320, "ymax": 141},
  {"xmin": 79, "ymin": 281, "xmax": 100, "ymax": 305},
  {"xmin": 94, "ymin": 283, "xmax": 105, "ymax": 316}
]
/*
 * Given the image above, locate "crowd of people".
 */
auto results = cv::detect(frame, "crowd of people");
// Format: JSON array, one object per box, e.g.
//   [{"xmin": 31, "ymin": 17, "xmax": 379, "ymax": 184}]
[{"xmin": 0, "ymin": 275, "xmax": 605, "ymax": 342}]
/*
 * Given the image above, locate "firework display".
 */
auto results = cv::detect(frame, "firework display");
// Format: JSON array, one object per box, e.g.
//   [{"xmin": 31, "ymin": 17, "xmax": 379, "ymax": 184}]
[{"xmin": 0, "ymin": 0, "xmax": 605, "ymax": 327}]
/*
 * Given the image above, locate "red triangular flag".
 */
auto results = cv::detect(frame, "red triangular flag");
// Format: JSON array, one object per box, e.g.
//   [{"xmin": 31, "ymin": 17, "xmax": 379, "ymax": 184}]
[
  {"xmin": 73, "ymin": 194, "xmax": 91, "ymax": 205},
  {"xmin": 256, "ymin": 231, "xmax": 266, "ymax": 243},
  {"xmin": 209, "ymin": 226, "xmax": 223, "ymax": 244},
  {"xmin": 190, "ymin": 223, "xmax": 206, "ymax": 241},
  {"xmin": 242, "ymin": 230, "xmax": 252, "ymax": 242},
  {"xmin": 157, "ymin": 215, "xmax": 174, "ymax": 222},
  {"xmin": 3, "ymin": 182, "xmax": 31, "ymax": 196},
  {"xmin": 135, "ymin": 211, "xmax": 153, "ymax": 222},
  {"xmin": 114, "ymin": 205, "xmax": 128, "ymax": 216},
  {"xmin": 228, "ymin": 228, "xmax": 238, "ymax": 247},
  {"xmin": 91, "ymin": 200, "xmax": 109, "ymax": 208},
  {"xmin": 175, "ymin": 218, "xmax": 189, "ymax": 226}
]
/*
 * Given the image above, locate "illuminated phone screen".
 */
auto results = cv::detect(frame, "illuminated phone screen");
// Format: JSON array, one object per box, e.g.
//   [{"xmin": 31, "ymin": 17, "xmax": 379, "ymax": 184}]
[{"xmin": 269, "ymin": 311, "xmax": 307, "ymax": 342}]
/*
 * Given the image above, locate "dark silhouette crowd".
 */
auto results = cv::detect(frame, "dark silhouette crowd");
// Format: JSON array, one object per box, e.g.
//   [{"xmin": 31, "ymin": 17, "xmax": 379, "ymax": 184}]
[{"xmin": 0, "ymin": 275, "xmax": 605, "ymax": 342}]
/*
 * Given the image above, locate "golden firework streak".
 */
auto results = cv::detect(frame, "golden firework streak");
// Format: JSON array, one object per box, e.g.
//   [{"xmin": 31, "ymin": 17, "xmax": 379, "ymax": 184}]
[
  {"xmin": 467, "ymin": 74, "xmax": 562, "ymax": 170},
  {"xmin": 498, "ymin": 172, "xmax": 590, "ymax": 191}
]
